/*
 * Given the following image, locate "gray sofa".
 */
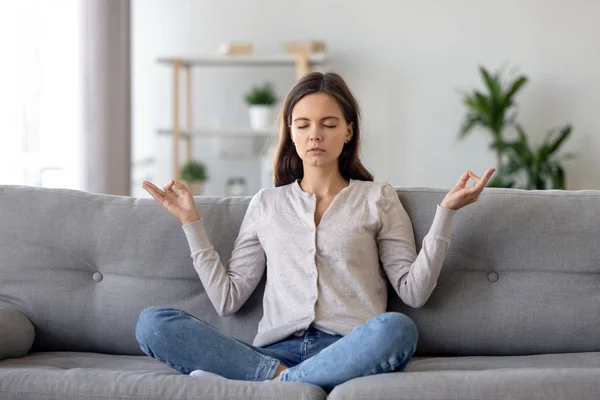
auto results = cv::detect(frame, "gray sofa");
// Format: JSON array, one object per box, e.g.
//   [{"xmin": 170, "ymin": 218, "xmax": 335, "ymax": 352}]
[{"xmin": 1, "ymin": 184, "xmax": 600, "ymax": 400}]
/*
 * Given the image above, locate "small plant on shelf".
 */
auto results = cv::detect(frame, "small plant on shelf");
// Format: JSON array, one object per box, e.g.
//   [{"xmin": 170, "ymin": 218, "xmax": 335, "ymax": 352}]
[
  {"xmin": 244, "ymin": 82, "xmax": 278, "ymax": 106},
  {"xmin": 244, "ymin": 82, "xmax": 279, "ymax": 131},
  {"xmin": 180, "ymin": 160, "xmax": 208, "ymax": 196}
]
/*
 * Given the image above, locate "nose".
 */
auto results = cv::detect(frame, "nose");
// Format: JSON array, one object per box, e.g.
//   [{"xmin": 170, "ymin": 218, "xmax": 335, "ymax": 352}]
[{"xmin": 309, "ymin": 128, "xmax": 323, "ymax": 142}]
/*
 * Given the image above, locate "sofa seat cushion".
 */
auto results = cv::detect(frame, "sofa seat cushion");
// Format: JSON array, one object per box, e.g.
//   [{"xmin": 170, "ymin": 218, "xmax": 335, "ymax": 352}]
[
  {"xmin": 328, "ymin": 352, "xmax": 600, "ymax": 400},
  {"xmin": 0, "ymin": 352, "xmax": 327, "ymax": 400}
]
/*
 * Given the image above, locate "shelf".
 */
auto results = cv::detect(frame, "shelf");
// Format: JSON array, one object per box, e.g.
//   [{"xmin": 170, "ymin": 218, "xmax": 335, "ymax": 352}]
[
  {"xmin": 157, "ymin": 53, "xmax": 326, "ymax": 67},
  {"xmin": 158, "ymin": 49, "xmax": 325, "ymax": 181},
  {"xmin": 157, "ymin": 127, "xmax": 276, "ymax": 138}
]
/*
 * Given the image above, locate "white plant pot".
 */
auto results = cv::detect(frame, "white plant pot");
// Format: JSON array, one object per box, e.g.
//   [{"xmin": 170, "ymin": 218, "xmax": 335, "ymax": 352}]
[
  {"xmin": 184, "ymin": 181, "xmax": 204, "ymax": 196},
  {"xmin": 248, "ymin": 105, "xmax": 275, "ymax": 131}
]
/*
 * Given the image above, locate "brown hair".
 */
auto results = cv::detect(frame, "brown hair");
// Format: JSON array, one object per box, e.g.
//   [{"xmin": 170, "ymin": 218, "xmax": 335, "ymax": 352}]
[{"xmin": 273, "ymin": 72, "xmax": 374, "ymax": 187}]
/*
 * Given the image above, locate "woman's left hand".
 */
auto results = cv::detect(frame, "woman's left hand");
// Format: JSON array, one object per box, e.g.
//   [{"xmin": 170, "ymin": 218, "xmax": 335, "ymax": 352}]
[{"xmin": 440, "ymin": 168, "xmax": 496, "ymax": 211}]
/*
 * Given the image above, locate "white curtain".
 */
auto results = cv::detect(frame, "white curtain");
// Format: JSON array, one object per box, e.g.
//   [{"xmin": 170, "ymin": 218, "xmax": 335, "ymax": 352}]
[{"xmin": 0, "ymin": 0, "xmax": 131, "ymax": 195}]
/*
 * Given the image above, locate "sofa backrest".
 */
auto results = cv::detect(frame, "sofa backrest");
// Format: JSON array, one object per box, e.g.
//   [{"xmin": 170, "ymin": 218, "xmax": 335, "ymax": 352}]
[{"xmin": 1, "ymin": 185, "xmax": 599, "ymax": 357}]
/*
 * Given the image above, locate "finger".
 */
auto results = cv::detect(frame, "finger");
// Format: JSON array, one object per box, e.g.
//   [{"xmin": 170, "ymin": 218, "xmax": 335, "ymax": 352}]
[
  {"xmin": 144, "ymin": 181, "xmax": 167, "ymax": 196},
  {"xmin": 455, "ymin": 171, "xmax": 470, "ymax": 187},
  {"xmin": 173, "ymin": 180, "xmax": 189, "ymax": 192},
  {"xmin": 163, "ymin": 180, "xmax": 175, "ymax": 193},
  {"xmin": 476, "ymin": 168, "xmax": 496, "ymax": 187},
  {"xmin": 142, "ymin": 181, "xmax": 166, "ymax": 201},
  {"xmin": 468, "ymin": 170, "xmax": 481, "ymax": 183}
]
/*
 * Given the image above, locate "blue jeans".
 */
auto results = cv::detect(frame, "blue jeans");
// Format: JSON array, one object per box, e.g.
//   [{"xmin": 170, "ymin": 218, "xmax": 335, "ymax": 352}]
[{"xmin": 135, "ymin": 306, "xmax": 418, "ymax": 389}]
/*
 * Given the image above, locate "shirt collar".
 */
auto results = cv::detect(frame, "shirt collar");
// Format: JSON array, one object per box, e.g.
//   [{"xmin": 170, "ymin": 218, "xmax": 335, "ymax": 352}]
[{"xmin": 292, "ymin": 178, "xmax": 355, "ymax": 198}]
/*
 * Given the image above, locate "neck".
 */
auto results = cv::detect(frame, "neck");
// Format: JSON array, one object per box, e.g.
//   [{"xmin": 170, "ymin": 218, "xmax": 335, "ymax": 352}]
[{"xmin": 299, "ymin": 164, "xmax": 349, "ymax": 197}]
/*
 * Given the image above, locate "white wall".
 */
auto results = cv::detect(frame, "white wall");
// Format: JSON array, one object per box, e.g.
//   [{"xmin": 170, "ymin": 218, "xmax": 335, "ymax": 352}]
[{"xmin": 132, "ymin": 0, "xmax": 600, "ymax": 196}]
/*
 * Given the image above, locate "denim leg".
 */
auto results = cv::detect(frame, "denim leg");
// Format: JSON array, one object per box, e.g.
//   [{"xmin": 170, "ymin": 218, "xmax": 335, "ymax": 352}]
[
  {"xmin": 135, "ymin": 306, "xmax": 285, "ymax": 381},
  {"xmin": 260, "ymin": 335, "xmax": 304, "ymax": 368},
  {"xmin": 279, "ymin": 312, "xmax": 419, "ymax": 389}
]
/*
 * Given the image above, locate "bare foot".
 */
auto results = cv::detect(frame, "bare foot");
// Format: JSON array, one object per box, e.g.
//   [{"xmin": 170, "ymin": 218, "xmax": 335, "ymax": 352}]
[{"xmin": 271, "ymin": 363, "xmax": 288, "ymax": 381}]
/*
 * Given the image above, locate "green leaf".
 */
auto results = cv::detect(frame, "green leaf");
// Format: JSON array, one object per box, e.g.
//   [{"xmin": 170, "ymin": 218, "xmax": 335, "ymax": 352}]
[
  {"xmin": 181, "ymin": 160, "xmax": 208, "ymax": 181},
  {"xmin": 490, "ymin": 140, "xmax": 504, "ymax": 151},
  {"xmin": 516, "ymin": 125, "xmax": 529, "ymax": 146},
  {"xmin": 463, "ymin": 96, "xmax": 479, "ymax": 112},
  {"xmin": 551, "ymin": 165, "xmax": 566, "ymax": 189},
  {"xmin": 538, "ymin": 125, "xmax": 571, "ymax": 163},
  {"xmin": 487, "ymin": 173, "xmax": 515, "ymax": 188},
  {"xmin": 244, "ymin": 82, "xmax": 278, "ymax": 105},
  {"xmin": 504, "ymin": 158, "xmax": 523, "ymax": 175},
  {"xmin": 473, "ymin": 91, "xmax": 491, "ymax": 115},
  {"xmin": 546, "ymin": 124, "xmax": 572, "ymax": 156},
  {"xmin": 504, "ymin": 76, "xmax": 528, "ymax": 107},
  {"xmin": 479, "ymin": 68, "xmax": 504, "ymax": 134},
  {"xmin": 479, "ymin": 66, "xmax": 502, "ymax": 100},
  {"xmin": 463, "ymin": 96, "xmax": 490, "ymax": 123},
  {"xmin": 459, "ymin": 115, "xmax": 483, "ymax": 138}
]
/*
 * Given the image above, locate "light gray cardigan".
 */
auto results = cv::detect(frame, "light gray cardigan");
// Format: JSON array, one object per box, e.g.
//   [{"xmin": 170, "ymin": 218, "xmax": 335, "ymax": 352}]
[{"xmin": 182, "ymin": 179, "xmax": 456, "ymax": 347}]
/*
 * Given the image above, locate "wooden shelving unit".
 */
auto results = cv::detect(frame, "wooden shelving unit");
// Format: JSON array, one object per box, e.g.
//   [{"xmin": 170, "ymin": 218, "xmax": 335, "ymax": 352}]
[
  {"xmin": 158, "ymin": 52, "xmax": 327, "ymax": 181},
  {"xmin": 156, "ymin": 127, "xmax": 273, "ymax": 138}
]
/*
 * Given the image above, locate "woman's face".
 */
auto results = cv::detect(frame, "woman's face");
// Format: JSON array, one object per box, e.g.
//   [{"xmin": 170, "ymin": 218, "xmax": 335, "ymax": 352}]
[{"xmin": 290, "ymin": 93, "xmax": 353, "ymax": 169}]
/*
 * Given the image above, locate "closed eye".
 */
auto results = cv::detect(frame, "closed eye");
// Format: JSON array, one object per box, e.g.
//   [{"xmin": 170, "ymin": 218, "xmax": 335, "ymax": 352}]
[{"xmin": 296, "ymin": 124, "xmax": 337, "ymax": 129}]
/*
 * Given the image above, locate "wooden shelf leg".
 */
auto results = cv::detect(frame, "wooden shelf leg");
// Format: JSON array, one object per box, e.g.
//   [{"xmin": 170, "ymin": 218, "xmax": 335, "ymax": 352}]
[
  {"xmin": 173, "ymin": 60, "xmax": 181, "ymax": 181},
  {"xmin": 185, "ymin": 65, "xmax": 193, "ymax": 163},
  {"xmin": 295, "ymin": 51, "xmax": 311, "ymax": 80}
]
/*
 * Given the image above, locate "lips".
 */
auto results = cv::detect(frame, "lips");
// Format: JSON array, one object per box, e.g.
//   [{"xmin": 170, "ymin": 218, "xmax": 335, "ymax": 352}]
[{"xmin": 308, "ymin": 148, "xmax": 324, "ymax": 153}]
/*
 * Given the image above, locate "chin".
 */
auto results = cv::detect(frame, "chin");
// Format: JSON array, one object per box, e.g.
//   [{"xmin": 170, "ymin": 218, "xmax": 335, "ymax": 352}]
[{"xmin": 304, "ymin": 158, "xmax": 336, "ymax": 168}]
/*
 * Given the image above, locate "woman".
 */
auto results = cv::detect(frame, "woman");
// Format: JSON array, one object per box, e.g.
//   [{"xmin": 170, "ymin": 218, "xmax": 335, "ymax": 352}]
[{"xmin": 137, "ymin": 72, "xmax": 495, "ymax": 389}]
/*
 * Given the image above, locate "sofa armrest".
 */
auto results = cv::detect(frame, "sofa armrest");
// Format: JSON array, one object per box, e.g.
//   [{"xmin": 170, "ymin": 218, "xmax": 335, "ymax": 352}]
[{"xmin": 0, "ymin": 307, "xmax": 35, "ymax": 360}]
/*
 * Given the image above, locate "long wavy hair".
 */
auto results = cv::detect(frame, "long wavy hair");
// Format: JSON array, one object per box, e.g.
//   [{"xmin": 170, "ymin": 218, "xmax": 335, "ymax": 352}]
[{"xmin": 273, "ymin": 72, "xmax": 374, "ymax": 187}]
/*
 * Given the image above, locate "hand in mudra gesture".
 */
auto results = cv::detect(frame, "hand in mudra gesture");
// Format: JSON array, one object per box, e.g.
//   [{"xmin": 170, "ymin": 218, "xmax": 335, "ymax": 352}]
[
  {"xmin": 141, "ymin": 180, "xmax": 201, "ymax": 225},
  {"xmin": 440, "ymin": 168, "xmax": 496, "ymax": 211}
]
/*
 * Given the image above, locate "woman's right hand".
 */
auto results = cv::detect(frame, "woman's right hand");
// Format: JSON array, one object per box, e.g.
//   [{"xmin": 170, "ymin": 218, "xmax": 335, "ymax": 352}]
[{"xmin": 142, "ymin": 180, "xmax": 201, "ymax": 225}]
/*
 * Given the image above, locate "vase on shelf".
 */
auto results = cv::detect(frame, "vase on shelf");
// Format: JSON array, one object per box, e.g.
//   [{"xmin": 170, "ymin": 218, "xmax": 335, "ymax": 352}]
[
  {"xmin": 183, "ymin": 180, "xmax": 205, "ymax": 196},
  {"xmin": 248, "ymin": 105, "xmax": 276, "ymax": 131}
]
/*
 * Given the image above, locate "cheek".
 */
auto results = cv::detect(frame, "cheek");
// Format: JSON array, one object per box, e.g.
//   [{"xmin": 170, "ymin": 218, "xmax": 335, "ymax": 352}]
[
  {"xmin": 332, "ymin": 128, "xmax": 348, "ymax": 145},
  {"xmin": 291, "ymin": 130, "xmax": 309, "ymax": 144}
]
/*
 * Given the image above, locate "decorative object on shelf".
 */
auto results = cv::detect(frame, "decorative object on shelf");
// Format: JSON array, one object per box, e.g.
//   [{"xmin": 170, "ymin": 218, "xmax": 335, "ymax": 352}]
[
  {"xmin": 218, "ymin": 42, "xmax": 253, "ymax": 55},
  {"xmin": 226, "ymin": 177, "xmax": 247, "ymax": 196},
  {"xmin": 180, "ymin": 160, "xmax": 208, "ymax": 196},
  {"xmin": 282, "ymin": 40, "xmax": 326, "ymax": 77},
  {"xmin": 459, "ymin": 65, "xmax": 575, "ymax": 189},
  {"xmin": 244, "ymin": 82, "xmax": 278, "ymax": 131},
  {"xmin": 282, "ymin": 40, "xmax": 326, "ymax": 54}
]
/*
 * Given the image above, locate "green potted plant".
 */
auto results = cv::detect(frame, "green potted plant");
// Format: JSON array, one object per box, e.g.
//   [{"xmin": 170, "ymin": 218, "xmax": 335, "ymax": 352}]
[
  {"xmin": 459, "ymin": 65, "xmax": 575, "ymax": 189},
  {"xmin": 492, "ymin": 125, "xmax": 574, "ymax": 189},
  {"xmin": 180, "ymin": 160, "xmax": 208, "ymax": 196},
  {"xmin": 244, "ymin": 82, "xmax": 278, "ymax": 131}
]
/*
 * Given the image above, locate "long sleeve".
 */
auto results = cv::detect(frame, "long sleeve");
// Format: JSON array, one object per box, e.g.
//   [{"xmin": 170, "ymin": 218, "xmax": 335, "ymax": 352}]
[
  {"xmin": 377, "ymin": 184, "xmax": 457, "ymax": 308},
  {"xmin": 181, "ymin": 191, "xmax": 266, "ymax": 316}
]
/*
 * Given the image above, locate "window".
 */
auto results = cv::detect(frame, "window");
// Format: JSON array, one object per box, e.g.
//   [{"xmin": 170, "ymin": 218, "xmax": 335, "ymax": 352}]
[{"xmin": 0, "ymin": 0, "xmax": 81, "ymax": 189}]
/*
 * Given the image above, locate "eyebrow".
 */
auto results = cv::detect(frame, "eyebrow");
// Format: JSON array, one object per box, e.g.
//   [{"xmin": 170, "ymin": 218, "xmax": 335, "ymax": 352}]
[{"xmin": 293, "ymin": 116, "xmax": 340, "ymax": 123}]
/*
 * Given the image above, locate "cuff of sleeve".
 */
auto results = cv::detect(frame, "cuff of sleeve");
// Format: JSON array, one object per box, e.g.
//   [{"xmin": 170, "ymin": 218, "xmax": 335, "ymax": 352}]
[
  {"xmin": 430, "ymin": 204, "xmax": 457, "ymax": 239},
  {"xmin": 181, "ymin": 219, "xmax": 212, "ymax": 253}
]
